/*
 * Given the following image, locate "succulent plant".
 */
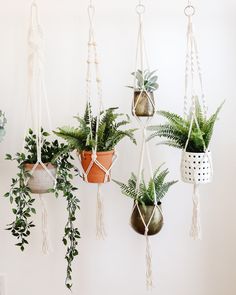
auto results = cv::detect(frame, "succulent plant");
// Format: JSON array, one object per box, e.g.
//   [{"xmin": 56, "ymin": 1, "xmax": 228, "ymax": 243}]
[{"xmin": 127, "ymin": 69, "xmax": 159, "ymax": 92}]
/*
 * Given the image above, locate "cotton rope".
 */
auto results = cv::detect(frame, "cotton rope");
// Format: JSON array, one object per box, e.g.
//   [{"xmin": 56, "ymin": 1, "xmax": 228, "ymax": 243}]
[
  {"xmin": 183, "ymin": 2, "xmax": 212, "ymax": 240},
  {"xmin": 79, "ymin": 1, "xmax": 117, "ymax": 239},
  {"xmin": 39, "ymin": 194, "xmax": 52, "ymax": 254},
  {"xmin": 131, "ymin": 1, "xmax": 162, "ymax": 289},
  {"xmin": 22, "ymin": 2, "xmax": 56, "ymax": 253}
]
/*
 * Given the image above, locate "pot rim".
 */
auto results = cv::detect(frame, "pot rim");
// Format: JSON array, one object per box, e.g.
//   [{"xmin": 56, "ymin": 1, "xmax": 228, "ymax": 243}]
[
  {"xmin": 134, "ymin": 90, "xmax": 154, "ymax": 95},
  {"xmin": 24, "ymin": 162, "xmax": 56, "ymax": 169},
  {"xmin": 133, "ymin": 202, "xmax": 162, "ymax": 209},
  {"xmin": 78, "ymin": 150, "xmax": 115, "ymax": 156},
  {"xmin": 182, "ymin": 150, "xmax": 211, "ymax": 155}
]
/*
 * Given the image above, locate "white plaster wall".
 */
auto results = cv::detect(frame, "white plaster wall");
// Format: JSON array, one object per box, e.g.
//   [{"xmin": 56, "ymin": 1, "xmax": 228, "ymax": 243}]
[{"xmin": 0, "ymin": 0, "xmax": 235, "ymax": 294}]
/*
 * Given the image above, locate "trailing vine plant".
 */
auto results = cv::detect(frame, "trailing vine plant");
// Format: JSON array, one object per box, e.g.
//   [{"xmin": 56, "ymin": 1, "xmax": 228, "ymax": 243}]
[{"xmin": 4, "ymin": 128, "xmax": 80, "ymax": 290}]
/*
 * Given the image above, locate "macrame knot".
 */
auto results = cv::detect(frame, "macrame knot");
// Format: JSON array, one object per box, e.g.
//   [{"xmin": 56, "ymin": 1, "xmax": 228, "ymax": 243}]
[{"xmin": 91, "ymin": 152, "xmax": 97, "ymax": 162}]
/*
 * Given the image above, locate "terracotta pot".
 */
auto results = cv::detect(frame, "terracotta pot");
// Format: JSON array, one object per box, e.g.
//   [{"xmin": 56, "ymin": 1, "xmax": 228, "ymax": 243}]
[
  {"xmin": 24, "ymin": 163, "xmax": 57, "ymax": 194},
  {"xmin": 181, "ymin": 151, "xmax": 213, "ymax": 184},
  {"xmin": 79, "ymin": 150, "xmax": 114, "ymax": 183},
  {"xmin": 131, "ymin": 204, "xmax": 163, "ymax": 236},
  {"xmin": 132, "ymin": 91, "xmax": 155, "ymax": 117}
]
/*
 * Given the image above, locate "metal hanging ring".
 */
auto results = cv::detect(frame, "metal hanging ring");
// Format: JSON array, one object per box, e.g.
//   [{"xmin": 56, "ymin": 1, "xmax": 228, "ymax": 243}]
[
  {"xmin": 136, "ymin": 4, "xmax": 145, "ymax": 15},
  {"xmin": 184, "ymin": 5, "xmax": 195, "ymax": 17}
]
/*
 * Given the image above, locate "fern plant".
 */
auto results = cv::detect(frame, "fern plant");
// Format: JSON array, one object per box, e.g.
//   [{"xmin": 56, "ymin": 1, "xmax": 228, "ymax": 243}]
[
  {"xmin": 127, "ymin": 69, "xmax": 159, "ymax": 92},
  {"xmin": 147, "ymin": 98, "xmax": 224, "ymax": 153},
  {"xmin": 113, "ymin": 164, "xmax": 177, "ymax": 206},
  {"xmin": 54, "ymin": 104, "xmax": 137, "ymax": 152},
  {"xmin": 4, "ymin": 128, "xmax": 80, "ymax": 290}
]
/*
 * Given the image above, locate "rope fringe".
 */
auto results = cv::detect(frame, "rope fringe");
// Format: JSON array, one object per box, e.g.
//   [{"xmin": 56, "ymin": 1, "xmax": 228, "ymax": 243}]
[
  {"xmin": 145, "ymin": 230, "xmax": 153, "ymax": 290},
  {"xmin": 39, "ymin": 194, "xmax": 51, "ymax": 254},
  {"xmin": 96, "ymin": 184, "xmax": 106, "ymax": 240},
  {"xmin": 190, "ymin": 184, "xmax": 201, "ymax": 240}
]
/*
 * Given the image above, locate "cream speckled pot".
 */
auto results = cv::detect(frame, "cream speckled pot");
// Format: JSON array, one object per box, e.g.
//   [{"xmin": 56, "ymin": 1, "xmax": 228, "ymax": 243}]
[{"xmin": 24, "ymin": 163, "xmax": 57, "ymax": 194}]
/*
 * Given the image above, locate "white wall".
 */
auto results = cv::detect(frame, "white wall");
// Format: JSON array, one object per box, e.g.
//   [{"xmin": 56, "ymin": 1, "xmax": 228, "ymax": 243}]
[{"xmin": 0, "ymin": 0, "xmax": 235, "ymax": 294}]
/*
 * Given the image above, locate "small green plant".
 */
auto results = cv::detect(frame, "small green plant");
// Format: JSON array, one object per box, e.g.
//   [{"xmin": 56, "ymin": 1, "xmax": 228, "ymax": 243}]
[
  {"xmin": 127, "ymin": 69, "xmax": 159, "ymax": 92},
  {"xmin": 113, "ymin": 164, "xmax": 177, "ymax": 206},
  {"xmin": 147, "ymin": 98, "xmax": 224, "ymax": 153},
  {"xmin": 4, "ymin": 128, "xmax": 80, "ymax": 290},
  {"xmin": 54, "ymin": 104, "xmax": 137, "ymax": 152}
]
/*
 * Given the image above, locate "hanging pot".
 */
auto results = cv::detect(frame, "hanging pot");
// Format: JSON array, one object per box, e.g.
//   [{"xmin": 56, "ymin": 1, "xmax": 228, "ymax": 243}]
[
  {"xmin": 79, "ymin": 150, "xmax": 114, "ymax": 184},
  {"xmin": 181, "ymin": 151, "xmax": 213, "ymax": 184},
  {"xmin": 132, "ymin": 91, "xmax": 155, "ymax": 117},
  {"xmin": 24, "ymin": 163, "xmax": 57, "ymax": 194},
  {"xmin": 131, "ymin": 203, "xmax": 163, "ymax": 236}
]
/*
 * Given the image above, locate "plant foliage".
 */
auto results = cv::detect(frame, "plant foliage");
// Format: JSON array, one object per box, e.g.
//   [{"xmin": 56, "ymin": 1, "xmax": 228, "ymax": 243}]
[
  {"xmin": 127, "ymin": 69, "xmax": 159, "ymax": 92},
  {"xmin": 4, "ymin": 128, "xmax": 80, "ymax": 290},
  {"xmin": 54, "ymin": 104, "xmax": 137, "ymax": 152},
  {"xmin": 113, "ymin": 164, "xmax": 177, "ymax": 206},
  {"xmin": 147, "ymin": 98, "xmax": 224, "ymax": 152}
]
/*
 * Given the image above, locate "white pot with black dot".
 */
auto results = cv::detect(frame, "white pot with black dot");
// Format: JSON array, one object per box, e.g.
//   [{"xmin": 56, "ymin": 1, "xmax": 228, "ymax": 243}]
[{"xmin": 181, "ymin": 151, "xmax": 213, "ymax": 184}]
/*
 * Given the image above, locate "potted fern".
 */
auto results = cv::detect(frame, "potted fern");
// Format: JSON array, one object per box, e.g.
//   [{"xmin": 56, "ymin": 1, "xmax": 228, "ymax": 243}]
[
  {"xmin": 148, "ymin": 98, "xmax": 224, "ymax": 184},
  {"xmin": 0, "ymin": 110, "xmax": 7, "ymax": 142},
  {"xmin": 114, "ymin": 164, "xmax": 177, "ymax": 235},
  {"xmin": 4, "ymin": 128, "xmax": 80, "ymax": 290},
  {"xmin": 127, "ymin": 70, "xmax": 159, "ymax": 117},
  {"xmin": 54, "ymin": 104, "xmax": 137, "ymax": 183}
]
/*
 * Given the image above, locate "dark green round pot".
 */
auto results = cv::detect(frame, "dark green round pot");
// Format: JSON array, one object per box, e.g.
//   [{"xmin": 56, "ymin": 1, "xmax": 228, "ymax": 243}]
[{"xmin": 130, "ymin": 204, "xmax": 163, "ymax": 236}]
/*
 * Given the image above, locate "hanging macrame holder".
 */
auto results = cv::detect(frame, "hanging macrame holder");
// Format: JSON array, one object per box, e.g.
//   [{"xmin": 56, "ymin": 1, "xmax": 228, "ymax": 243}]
[
  {"xmin": 78, "ymin": 2, "xmax": 117, "ymax": 239},
  {"xmin": 21, "ymin": 1, "xmax": 57, "ymax": 254},
  {"xmin": 182, "ymin": 2, "xmax": 213, "ymax": 240},
  {"xmin": 131, "ymin": 2, "xmax": 163, "ymax": 289}
]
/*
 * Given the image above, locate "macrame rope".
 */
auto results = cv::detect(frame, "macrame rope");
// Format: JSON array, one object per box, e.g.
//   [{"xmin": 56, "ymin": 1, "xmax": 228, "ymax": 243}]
[
  {"xmin": 80, "ymin": 1, "xmax": 118, "ymax": 239},
  {"xmin": 131, "ymin": 2, "xmax": 162, "ymax": 288},
  {"xmin": 96, "ymin": 184, "xmax": 106, "ymax": 239},
  {"xmin": 189, "ymin": 184, "xmax": 202, "ymax": 239},
  {"xmin": 183, "ymin": 2, "xmax": 211, "ymax": 240},
  {"xmin": 39, "ymin": 194, "xmax": 51, "ymax": 254},
  {"xmin": 22, "ymin": 2, "xmax": 56, "ymax": 253}
]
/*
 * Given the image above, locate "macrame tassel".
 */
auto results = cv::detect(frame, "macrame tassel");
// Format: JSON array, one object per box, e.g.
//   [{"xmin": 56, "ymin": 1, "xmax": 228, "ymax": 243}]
[
  {"xmin": 190, "ymin": 184, "xmax": 202, "ymax": 240},
  {"xmin": 96, "ymin": 184, "xmax": 106, "ymax": 239},
  {"xmin": 39, "ymin": 195, "xmax": 51, "ymax": 254},
  {"xmin": 145, "ymin": 229, "xmax": 153, "ymax": 290}
]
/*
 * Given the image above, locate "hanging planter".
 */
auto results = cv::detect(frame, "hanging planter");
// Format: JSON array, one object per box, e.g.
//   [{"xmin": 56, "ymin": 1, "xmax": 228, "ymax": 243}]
[
  {"xmin": 114, "ymin": 164, "xmax": 177, "ymax": 236},
  {"xmin": 0, "ymin": 110, "xmax": 7, "ymax": 142},
  {"xmin": 128, "ymin": 70, "xmax": 158, "ymax": 117},
  {"xmin": 181, "ymin": 151, "xmax": 212, "ymax": 184},
  {"xmin": 79, "ymin": 150, "xmax": 114, "ymax": 183},
  {"xmin": 147, "ymin": 0, "xmax": 224, "ymax": 240},
  {"xmin": 4, "ymin": 128, "xmax": 80, "ymax": 290},
  {"xmin": 131, "ymin": 203, "xmax": 163, "ymax": 236},
  {"xmin": 24, "ymin": 163, "xmax": 57, "ymax": 194},
  {"xmin": 55, "ymin": 104, "xmax": 136, "ymax": 184}
]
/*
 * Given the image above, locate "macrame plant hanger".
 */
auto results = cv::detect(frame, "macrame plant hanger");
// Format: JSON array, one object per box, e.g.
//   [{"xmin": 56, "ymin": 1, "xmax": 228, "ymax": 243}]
[
  {"xmin": 78, "ymin": 0, "xmax": 117, "ymax": 239},
  {"xmin": 182, "ymin": 1, "xmax": 213, "ymax": 240},
  {"xmin": 132, "ymin": 0, "xmax": 163, "ymax": 289},
  {"xmin": 22, "ymin": 1, "xmax": 56, "ymax": 254}
]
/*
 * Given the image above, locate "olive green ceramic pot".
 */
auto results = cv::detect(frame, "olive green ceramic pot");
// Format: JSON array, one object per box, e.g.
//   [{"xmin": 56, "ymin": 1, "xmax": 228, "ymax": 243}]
[
  {"xmin": 132, "ymin": 91, "xmax": 155, "ymax": 117},
  {"xmin": 131, "ymin": 203, "xmax": 163, "ymax": 236}
]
